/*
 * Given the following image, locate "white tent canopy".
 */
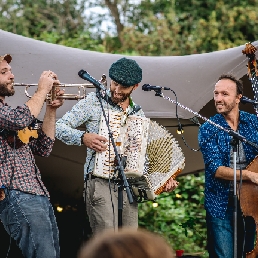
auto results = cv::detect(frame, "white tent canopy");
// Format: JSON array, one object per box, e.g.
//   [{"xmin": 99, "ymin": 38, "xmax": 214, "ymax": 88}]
[
  {"xmin": 0, "ymin": 29, "xmax": 257, "ymax": 200},
  {"xmin": 0, "ymin": 29, "xmax": 254, "ymax": 119}
]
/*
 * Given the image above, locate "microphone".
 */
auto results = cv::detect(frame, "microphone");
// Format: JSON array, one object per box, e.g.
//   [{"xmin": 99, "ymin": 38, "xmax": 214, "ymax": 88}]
[
  {"xmin": 142, "ymin": 84, "xmax": 170, "ymax": 91},
  {"xmin": 240, "ymin": 96, "xmax": 258, "ymax": 105},
  {"xmin": 78, "ymin": 69, "xmax": 106, "ymax": 91}
]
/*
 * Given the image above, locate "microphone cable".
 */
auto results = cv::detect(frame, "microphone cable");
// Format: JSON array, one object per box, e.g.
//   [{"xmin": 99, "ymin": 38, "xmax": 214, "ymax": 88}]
[
  {"xmin": 161, "ymin": 88, "xmax": 225, "ymax": 153},
  {"xmin": 168, "ymin": 88, "xmax": 202, "ymax": 152},
  {"xmin": 95, "ymin": 87, "xmax": 117, "ymax": 232}
]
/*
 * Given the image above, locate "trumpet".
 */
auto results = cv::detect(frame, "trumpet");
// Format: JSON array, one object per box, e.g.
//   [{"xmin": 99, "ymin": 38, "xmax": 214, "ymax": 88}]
[{"xmin": 14, "ymin": 74, "xmax": 107, "ymax": 104}]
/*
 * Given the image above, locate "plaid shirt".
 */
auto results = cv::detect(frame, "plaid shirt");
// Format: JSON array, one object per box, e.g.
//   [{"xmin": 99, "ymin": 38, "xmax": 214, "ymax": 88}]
[
  {"xmin": 0, "ymin": 100, "xmax": 54, "ymax": 197},
  {"xmin": 56, "ymin": 91, "xmax": 145, "ymax": 178},
  {"xmin": 198, "ymin": 111, "xmax": 258, "ymax": 218}
]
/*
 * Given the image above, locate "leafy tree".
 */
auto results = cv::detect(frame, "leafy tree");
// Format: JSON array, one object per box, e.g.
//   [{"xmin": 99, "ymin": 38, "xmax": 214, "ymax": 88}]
[
  {"xmin": 2, "ymin": 0, "xmax": 258, "ymax": 55},
  {"xmin": 139, "ymin": 173, "xmax": 207, "ymax": 256},
  {"xmin": 85, "ymin": 0, "xmax": 258, "ymax": 55},
  {"xmin": 0, "ymin": 0, "xmax": 106, "ymax": 51}
]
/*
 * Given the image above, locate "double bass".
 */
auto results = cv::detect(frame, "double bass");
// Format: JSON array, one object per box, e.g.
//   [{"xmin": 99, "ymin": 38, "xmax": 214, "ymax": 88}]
[{"xmin": 240, "ymin": 42, "xmax": 258, "ymax": 258}]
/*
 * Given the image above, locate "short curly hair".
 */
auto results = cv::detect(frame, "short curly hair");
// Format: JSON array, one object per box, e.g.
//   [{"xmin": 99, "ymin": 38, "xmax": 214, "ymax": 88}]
[
  {"xmin": 109, "ymin": 57, "xmax": 142, "ymax": 87},
  {"xmin": 217, "ymin": 74, "xmax": 243, "ymax": 95}
]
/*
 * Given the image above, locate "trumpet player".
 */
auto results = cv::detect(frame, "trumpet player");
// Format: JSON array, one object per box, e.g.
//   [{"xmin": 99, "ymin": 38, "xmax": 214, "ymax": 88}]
[
  {"xmin": 56, "ymin": 57, "xmax": 179, "ymax": 235},
  {"xmin": 0, "ymin": 54, "xmax": 63, "ymax": 258}
]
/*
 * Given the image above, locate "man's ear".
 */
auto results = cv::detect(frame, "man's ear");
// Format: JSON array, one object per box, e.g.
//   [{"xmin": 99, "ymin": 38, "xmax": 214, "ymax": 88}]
[{"xmin": 236, "ymin": 94, "xmax": 242, "ymax": 104}]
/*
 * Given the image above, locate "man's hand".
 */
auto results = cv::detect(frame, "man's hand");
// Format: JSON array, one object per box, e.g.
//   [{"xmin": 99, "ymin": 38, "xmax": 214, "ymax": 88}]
[
  {"xmin": 38, "ymin": 70, "xmax": 60, "ymax": 95},
  {"xmin": 164, "ymin": 177, "xmax": 179, "ymax": 192},
  {"xmin": 248, "ymin": 171, "xmax": 258, "ymax": 185},
  {"xmin": 82, "ymin": 133, "xmax": 107, "ymax": 152},
  {"xmin": 0, "ymin": 189, "xmax": 5, "ymax": 201},
  {"xmin": 26, "ymin": 70, "xmax": 61, "ymax": 118},
  {"xmin": 48, "ymin": 88, "xmax": 65, "ymax": 108}
]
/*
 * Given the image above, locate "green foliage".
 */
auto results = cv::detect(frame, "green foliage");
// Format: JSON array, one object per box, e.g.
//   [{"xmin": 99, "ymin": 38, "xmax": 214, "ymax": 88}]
[
  {"xmin": 2, "ymin": 0, "xmax": 258, "ymax": 55},
  {"xmin": 105, "ymin": 0, "xmax": 258, "ymax": 55},
  {"xmin": 37, "ymin": 31, "xmax": 105, "ymax": 52},
  {"xmin": 0, "ymin": 0, "xmax": 86, "ymax": 38},
  {"xmin": 138, "ymin": 173, "xmax": 207, "ymax": 255}
]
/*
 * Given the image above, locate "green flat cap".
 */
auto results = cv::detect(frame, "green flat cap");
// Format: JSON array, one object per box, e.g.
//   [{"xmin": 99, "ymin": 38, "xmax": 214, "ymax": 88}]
[{"xmin": 109, "ymin": 57, "xmax": 142, "ymax": 87}]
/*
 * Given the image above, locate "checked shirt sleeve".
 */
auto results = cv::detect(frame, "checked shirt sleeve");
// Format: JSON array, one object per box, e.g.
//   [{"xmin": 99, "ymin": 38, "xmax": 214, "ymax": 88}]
[
  {"xmin": 0, "ymin": 104, "xmax": 35, "ymax": 131},
  {"xmin": 28, "ymin": 130, "xmax": 55, "ymax": 157}
]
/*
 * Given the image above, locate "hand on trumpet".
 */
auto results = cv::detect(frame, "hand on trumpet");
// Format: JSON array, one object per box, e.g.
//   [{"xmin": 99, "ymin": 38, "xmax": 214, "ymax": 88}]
[
  {"xmin": 38, "ymin": 70, "xmax": 65, "ymax": 107},
  {"xmin": 38, "ymin": 70, "xmax": 60, "ymax": 95},
  {"xmin": 49, "ymin": 87, "xmax": 65, "ymax": 108}
]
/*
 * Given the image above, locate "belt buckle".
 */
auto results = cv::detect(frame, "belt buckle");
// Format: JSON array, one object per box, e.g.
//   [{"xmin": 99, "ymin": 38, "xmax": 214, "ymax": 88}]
[{"xmin": 86, "ymin": 173, "xmax": 96, "ymax": 180}]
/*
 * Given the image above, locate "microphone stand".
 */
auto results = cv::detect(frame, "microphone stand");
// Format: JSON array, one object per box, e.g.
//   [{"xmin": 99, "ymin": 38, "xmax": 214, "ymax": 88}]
[
  {"xmin": 150, "ymin": 88, "xmax": 258, "ymax": 258},
  {"xmin": 231, "ymin": 137, "xmax": 238, "ymax": 258},
  {"xmin": 78, "ymin": 71, "xmax": 133, "ymax": 229}
]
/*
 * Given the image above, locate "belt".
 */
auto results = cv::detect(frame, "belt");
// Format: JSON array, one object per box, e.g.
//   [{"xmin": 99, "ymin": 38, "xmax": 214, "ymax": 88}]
[{"xmin": 85, "ymin": 173, "xmax": 97, "ymax": 180}]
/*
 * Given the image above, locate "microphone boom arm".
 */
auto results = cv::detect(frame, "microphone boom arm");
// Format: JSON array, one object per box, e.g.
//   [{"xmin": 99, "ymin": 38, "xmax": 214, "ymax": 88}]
[{"xmin": 160, "ymin": 92, "xmax": 258, "ymax": 150}]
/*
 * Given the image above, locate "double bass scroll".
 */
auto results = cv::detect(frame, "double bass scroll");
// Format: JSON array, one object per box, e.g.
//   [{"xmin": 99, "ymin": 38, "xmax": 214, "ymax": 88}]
[
  {"xmin": 242, "ymin": 42, "xmax": 258, "ymax": 78},
  {"xmin": 240, "ymin": 43, "xmax": 258, "ymax": 258}
]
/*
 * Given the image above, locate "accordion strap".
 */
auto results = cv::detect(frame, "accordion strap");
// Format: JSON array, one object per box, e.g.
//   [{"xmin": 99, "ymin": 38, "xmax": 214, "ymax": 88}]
[{"xmin": 129, "ymin": 105, "xmax": 142, "ymax": 115}]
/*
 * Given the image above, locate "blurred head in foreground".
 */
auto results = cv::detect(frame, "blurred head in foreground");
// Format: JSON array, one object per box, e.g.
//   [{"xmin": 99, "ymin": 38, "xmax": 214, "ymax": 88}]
[{"xmin": 78, "ymin": 228, "xmax": 175, "ymax": 258}]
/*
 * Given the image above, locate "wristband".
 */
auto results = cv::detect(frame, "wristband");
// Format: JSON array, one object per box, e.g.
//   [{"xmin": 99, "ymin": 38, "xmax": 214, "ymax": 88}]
[{"xmin": 81, "ymin": 132, "xmax": 87, "ymax": 145}]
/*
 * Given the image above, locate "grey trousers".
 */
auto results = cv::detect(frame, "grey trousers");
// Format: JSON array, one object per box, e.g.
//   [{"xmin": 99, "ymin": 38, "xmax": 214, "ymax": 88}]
[{"xmin": 84, "ymin": 177, "xmax": 138, "ymax": 234}]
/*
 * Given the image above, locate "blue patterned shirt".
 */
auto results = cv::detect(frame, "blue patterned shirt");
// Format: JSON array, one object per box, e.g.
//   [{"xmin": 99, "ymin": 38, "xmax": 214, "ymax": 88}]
[
  {"xmin": 198, "ymin": 111, "xmax": 258, "ymax": 218},
  {"xmin": 55, "ymin": 91, "xmax": 145, "ymax": 178}
]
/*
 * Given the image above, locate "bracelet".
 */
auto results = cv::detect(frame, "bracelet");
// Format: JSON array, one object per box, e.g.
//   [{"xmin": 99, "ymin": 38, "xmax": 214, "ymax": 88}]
[{"xmin": 81, "ymin": 132, "xmax": 87, "ymax": 145}]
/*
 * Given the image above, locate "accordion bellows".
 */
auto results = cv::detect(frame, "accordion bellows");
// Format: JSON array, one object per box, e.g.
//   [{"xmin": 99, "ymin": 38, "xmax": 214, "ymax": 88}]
[{"xmin": 93, "ymin": 110, "xmax": 185, "ymax": 200}]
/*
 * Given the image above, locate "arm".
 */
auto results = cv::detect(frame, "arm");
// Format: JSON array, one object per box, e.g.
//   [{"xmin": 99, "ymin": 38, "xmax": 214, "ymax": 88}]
[
  {"xmin": 198, "ymin": 124, "xmax": 225, "ymax": 179},
  {"xmin": 56, "ymin": 94, "xmax": 95, "ymax": 146},
  {"xmin": 215, "ymin": 166, "xmax": 258, "ymax": 185},
  {"xmin": 56, "ymin": 92, "xmax": 107, "ymax": 148},
  {"xmin": 0, "ymin": 71, "xmax": 59, "ymax": 131},
  {"xmin": 42, "ymin": 101, "xmax": 62, "ymax": 140},
  {"xmin": 28, "ymin": 88, "xmax": 64, "ymax": 156},
  {"xmin": 199, "ymin": 122, "xmax": 258, "ymax": 185}
]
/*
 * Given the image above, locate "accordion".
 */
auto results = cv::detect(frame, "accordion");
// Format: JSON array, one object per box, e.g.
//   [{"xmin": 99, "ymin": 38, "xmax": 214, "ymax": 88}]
[{"xmin": 93, "ymin": 110, "xmax": 185, "ymax": 201}]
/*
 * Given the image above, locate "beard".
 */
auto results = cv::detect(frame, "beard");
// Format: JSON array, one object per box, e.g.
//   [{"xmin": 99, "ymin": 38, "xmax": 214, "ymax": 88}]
[
  {"xmin": 0, "ymin": 82, "xmax": 15, "ymax": 97},
  {"xmin": 215, "ymin": 101, "xmax": 236, "ymax": 115},
  {"xmin": 110, "ymin": 88, "xmax": 134, "ymax": 104}
]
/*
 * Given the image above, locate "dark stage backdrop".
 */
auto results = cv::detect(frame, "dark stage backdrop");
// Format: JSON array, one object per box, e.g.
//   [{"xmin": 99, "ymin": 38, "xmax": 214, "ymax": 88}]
[{"xmin": 0, "ymin": 196, "xmax": 91, "ymax": 258}]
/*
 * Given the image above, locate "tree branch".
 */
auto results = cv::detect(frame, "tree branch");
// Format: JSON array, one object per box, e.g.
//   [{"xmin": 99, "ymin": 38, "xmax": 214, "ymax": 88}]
[{"xmin": 104, "ymin": 0, "xmax": 124, "ymax": 44}]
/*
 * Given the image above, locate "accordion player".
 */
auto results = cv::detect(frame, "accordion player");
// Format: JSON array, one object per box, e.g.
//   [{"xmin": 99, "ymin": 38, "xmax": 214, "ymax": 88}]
[{"xmin": 93, "ymin": 109, "xmax": 185, "ymax": 201}]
